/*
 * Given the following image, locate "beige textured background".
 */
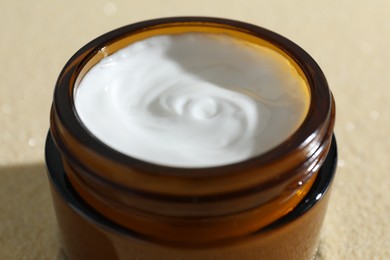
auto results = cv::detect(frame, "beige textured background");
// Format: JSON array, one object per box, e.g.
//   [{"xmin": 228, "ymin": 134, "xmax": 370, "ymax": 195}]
[{"xmin": 1, "ymin": 1, "xmax": 389, "ymax": 259}]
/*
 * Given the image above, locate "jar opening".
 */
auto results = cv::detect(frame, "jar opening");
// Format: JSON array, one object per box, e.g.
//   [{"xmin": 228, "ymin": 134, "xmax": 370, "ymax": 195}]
[
  {"xmin": 53, "ymin": 17, "xmax": 332, "ymax": 175},
  {"xmin": 73, "ymin": 25, "xmax": 311, "ymax": 168}
]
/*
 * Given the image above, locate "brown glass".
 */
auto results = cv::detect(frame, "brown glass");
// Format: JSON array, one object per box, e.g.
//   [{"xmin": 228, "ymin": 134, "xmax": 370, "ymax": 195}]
[{"xmin": 48, "ymin": 17, "xmax": 336, "ymax": 259}]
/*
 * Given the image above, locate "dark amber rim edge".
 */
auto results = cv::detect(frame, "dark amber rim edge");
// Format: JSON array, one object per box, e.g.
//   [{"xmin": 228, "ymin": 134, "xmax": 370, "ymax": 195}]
[
  {"xmin": 45, "ymin": 132, "xmax": 337, "ymax": 247},
  {"xmin": 52, "ymin": 16, "xmax": 333, "ymax": 176}
]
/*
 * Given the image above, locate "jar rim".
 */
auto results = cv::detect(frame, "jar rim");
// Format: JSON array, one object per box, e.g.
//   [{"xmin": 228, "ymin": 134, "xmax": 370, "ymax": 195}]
[{"xmin": 52, "ymin": 16, "xmax": 332, "ymax": 177}]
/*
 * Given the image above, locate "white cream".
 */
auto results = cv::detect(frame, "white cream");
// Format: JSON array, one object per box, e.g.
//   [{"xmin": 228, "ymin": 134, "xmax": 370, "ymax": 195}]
[{"xmin": 74, "ymin": 33, "xmax": 309, "ymax": 167}]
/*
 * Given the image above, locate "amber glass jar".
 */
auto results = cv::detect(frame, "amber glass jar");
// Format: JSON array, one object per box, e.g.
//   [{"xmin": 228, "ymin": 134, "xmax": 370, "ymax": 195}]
[{"xmin": 46, "ymin": 17, "xmax": 336, "ymax": 260}]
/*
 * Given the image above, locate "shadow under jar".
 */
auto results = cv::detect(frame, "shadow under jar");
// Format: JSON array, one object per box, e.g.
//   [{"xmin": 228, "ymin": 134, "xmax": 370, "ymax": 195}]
[{"xmin": 46, "ymin": 17, "xmax": 337, "ymax": 260}]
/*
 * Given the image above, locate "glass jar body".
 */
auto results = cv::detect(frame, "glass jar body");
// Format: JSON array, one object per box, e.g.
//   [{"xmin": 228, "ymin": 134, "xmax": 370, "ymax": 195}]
[
  {"xmin": 47, "ymin": 17, "xmax": 337, "ymax": 259},
  {"xmin": 46, "ymin": 133, "xmax": 337, "ymax": 260}
]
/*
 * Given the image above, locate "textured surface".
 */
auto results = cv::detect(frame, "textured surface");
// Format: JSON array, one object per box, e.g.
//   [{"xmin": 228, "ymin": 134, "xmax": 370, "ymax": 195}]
[{"xmin": 0, "ymin": 1, "xmax": 389, "ymax": 259}]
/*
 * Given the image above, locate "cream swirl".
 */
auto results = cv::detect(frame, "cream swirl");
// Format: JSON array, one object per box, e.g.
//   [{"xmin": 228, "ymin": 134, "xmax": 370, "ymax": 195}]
[{"xmin": 75, "ymin": 33, "xmax": 308, "ymax": 167}]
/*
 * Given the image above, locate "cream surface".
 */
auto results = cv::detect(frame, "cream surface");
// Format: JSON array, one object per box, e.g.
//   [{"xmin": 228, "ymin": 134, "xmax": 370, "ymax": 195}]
[{"xmin": 74, "ymin": 33, "xmax": 308, "ymax": 167}]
